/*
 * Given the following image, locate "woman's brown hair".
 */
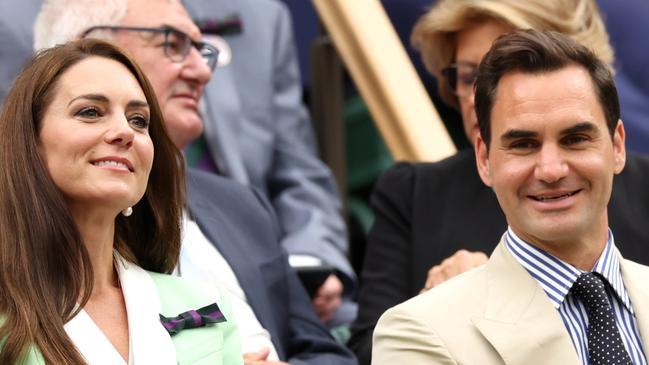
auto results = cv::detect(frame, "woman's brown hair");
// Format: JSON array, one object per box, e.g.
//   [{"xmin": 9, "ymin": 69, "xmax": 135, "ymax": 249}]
[{"xmin": 0, "ymin": 38, "xmax": 185, "ymax": 364}]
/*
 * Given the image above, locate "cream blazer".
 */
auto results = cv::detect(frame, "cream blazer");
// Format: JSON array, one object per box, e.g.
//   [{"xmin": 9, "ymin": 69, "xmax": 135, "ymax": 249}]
[{"xmin": 372, "ymin": 238, "xmax": 649, "ymax": 364}]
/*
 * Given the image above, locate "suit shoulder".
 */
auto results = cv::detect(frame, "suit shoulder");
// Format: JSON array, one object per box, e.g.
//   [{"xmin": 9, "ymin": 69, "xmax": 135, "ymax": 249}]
[
  {"xmin": 622, "ymin": 258, "xmax": 649, "ymax": 276},
  {"xmin": 233, "ymin": 0, "xmax": 287, "ymax": 22},
  {"xmin": 374, "ymin": 265, "xmax": 487, "ymax": 364},
  {"xmin": 384, "ymin": 149, "xmax": 477, "ymax": 187},
  {"xmin": 379, "ymin": 264, "xmax": 487, "ymax": 327},
  {"xmin": 386, "ymin": 149, "xmax": 474, "ymax": 178},
  {"xmin": 186, "ymin": 168, "xmax": 265, "ymax": 209},
  {"xmin": 375, "ymin": 149, "xmax": 472, "ymax": 193},
  {"xmin": 187, "ymin": 168, "xmax": 250, "ymax": 194}
]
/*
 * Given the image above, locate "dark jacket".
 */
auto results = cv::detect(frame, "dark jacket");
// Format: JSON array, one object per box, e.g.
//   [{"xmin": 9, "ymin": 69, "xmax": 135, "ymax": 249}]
[{"xmin": 187, "ymin": 169, "xmax": 357, "ymax": 365}]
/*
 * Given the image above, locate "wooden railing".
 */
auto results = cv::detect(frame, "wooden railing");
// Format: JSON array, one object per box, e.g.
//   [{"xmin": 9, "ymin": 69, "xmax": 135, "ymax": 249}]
[{"xmin": 311, "ymin": 0, "xmax": 456, "ymax": 162}]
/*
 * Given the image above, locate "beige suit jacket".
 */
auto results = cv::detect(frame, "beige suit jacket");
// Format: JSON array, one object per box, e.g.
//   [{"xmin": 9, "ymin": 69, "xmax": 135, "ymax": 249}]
[{"xmin": 372, "ymin": 238, "xmax": 649, "ymax": 364}]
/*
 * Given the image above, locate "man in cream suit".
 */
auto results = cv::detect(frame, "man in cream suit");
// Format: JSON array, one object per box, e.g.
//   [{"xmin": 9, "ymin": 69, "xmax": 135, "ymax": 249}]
[{"xmin": 373, "ymin": 30, "xmax": 649, "ymax": 364}]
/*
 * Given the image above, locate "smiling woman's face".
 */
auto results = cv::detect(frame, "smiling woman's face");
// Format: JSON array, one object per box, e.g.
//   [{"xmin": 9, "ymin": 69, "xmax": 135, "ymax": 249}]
[{"xmin": 38, "ymin": 56, "xmax": 154, "ymax": 214}]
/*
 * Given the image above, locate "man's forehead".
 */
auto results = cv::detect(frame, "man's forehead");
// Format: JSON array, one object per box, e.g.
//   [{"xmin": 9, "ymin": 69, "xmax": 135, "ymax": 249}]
[
  {"xmin": 121, "ymin": 0, "xmax": 201, "ymax": 39},
  {"xmin": 490, "ymin": 66, "xmax": 608, "ymax": 135}
]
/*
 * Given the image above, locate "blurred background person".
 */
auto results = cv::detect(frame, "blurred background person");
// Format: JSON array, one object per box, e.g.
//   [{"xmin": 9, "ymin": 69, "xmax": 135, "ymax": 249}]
[
  {"xmin": 183, "ymin": 0, "xmax": 356, "ymax": 325},
  {"xmin": 0, "ymin": 38, "xmax": 241, "ymax": 364},
  {"xmin": 349, "ymin": 1, "xmax": 649, "ymax": 364}
]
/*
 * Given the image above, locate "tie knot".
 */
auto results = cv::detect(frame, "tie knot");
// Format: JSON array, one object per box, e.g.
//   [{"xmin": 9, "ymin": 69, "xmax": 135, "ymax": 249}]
[{"xmin": 571, "ymin": 272, "xmax": 610, "ymax": 311}]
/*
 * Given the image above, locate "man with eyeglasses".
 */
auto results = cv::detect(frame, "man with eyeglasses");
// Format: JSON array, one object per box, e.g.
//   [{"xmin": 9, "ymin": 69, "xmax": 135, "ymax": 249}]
[
  {"xmin": 182, "ymin": 0, "xmax": 356, "ymax": 327},
  {"xmin": 33, "ymin": 0, "xmax": 357, "ymax": 364}
]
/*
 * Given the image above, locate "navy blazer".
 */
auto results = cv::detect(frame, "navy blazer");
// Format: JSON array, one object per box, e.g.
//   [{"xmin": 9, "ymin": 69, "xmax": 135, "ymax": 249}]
[{"xmin": 186, "ymin": 168, "xmax": 357, "ymax": 365}]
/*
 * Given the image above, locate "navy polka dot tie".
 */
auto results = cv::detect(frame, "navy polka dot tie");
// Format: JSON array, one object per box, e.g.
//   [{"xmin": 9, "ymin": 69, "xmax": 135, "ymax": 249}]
[{"xmin": 571, "ymin": 272, "xmax": 633, "ymax": 365}]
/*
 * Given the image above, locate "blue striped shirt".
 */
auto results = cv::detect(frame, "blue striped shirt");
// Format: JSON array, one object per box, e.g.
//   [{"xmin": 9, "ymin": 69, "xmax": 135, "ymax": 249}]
[{"xmin": 505, "ymin": 228, "xmax": 647, "ymax": 365}]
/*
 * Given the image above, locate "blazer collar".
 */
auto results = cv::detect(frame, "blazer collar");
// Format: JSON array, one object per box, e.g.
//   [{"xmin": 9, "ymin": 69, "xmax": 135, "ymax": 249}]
[
  {"xmin": 201, "ymin": 69, "xmax": 250, "ymax": 185},
  {"xmin": 65, "ymin": 254, "xmax": 177, "ymax": 365},
  {"xmin": 620, "ymin": 258, "xmax": 649, "ymax": 353},
  {"xmin": 471, "ymin": 240, "xmax": 580, "ymax": 365}
]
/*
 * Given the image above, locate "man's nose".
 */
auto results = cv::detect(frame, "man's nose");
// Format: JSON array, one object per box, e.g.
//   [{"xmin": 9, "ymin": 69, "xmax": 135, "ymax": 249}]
[
  {"xmin": 534, "ymin": 144, "xmax": 569, "ymax": 183},
  {"xmin": 181, "ymin": 46, "xmax": 212, "ymax": 86}
]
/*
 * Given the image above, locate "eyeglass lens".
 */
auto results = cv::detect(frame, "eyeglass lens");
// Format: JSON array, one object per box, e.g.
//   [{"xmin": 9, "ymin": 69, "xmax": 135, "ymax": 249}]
[
  {"xmin": 164, "ymin": 29, "xmax": 217, "ymax": 69},
  {"xmin": 163, "ymin": 30, "xmax": 190, "ymax": 62}
]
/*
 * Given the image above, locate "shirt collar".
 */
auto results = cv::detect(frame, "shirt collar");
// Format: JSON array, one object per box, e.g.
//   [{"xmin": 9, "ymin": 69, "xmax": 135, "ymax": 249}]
[{"xmin": 505, "ymin": 227, "xmax": 632, "ymax": 312}]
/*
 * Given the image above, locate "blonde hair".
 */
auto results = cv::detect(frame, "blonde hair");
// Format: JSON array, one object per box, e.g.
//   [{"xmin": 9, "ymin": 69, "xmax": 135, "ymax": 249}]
[{"xmin": 411, "ymin": 0, "xmax": 613, "ymax": 107}]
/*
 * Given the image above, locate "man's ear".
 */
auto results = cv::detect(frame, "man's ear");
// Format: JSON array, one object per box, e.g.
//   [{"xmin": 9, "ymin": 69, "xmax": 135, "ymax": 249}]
[
  {"xmin": 612, "ymin": 119, "xmax": 626, "ymax": 175},
  {"xmin": 475, "ymin": 134, "xmax": 493, "ymax": 187}
]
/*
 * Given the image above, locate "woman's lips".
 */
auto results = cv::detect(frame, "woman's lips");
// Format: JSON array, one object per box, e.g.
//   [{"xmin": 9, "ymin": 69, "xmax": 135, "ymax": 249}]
[{"xmin": 91, "ymin": 156, "xmax": 134, "ymax": 172}]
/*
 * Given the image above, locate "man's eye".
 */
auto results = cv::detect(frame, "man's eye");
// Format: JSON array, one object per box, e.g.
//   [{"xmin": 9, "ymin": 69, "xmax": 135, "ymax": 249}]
[
  {"xmin": 163, "ymin": 41, "xmax": 182, "ymax": 52},
  {"xmin": 510, "ymin": 140, "xmax": 538, "ymax": 149},
  {"xmin": 76, "ymin": 107, "xmax": 101, "ymax": 118},
  {"xmin": 563, "ymin": 134, "xmax": 589, "ymax": 145}
]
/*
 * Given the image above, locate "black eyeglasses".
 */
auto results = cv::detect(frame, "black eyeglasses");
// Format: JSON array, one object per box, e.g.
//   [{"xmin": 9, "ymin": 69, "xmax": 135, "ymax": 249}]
[
  {"xmin": 81, "ymin": 25, "xmax": 220, "ymax": 71},
  {"xmin": 441, "ymin": 61, "xmax": 479, "ymax": 99}
]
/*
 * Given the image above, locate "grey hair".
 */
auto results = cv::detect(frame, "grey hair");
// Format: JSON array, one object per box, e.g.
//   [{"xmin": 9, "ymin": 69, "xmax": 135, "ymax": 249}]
[{"xmin": 33, "ymin": 0, "xmax": 127, "ymax": 51}]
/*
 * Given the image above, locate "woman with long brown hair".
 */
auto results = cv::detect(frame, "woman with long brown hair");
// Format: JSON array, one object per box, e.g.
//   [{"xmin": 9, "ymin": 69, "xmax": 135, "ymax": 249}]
[{"xmin": 0, "ymin": 38, "xmax": 242, "ymax": 364}]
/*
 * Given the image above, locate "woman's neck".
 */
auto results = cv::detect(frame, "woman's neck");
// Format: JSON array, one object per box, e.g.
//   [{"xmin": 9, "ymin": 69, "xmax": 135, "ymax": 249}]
[{"xmin": 70, "ymin": 205, "xmax": 119, "ymax": 294}]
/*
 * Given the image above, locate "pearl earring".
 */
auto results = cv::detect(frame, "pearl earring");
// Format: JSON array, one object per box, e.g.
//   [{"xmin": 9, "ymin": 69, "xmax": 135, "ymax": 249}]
[{"xmin": 121, "ymin": 207, "xmax": 133, "ymax": 217}]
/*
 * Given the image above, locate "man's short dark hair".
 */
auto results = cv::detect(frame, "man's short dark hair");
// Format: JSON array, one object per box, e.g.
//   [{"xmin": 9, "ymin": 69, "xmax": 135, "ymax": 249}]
[{"xmin": 475, "ymin": 29, "xmax": 619, "ymax": 148}]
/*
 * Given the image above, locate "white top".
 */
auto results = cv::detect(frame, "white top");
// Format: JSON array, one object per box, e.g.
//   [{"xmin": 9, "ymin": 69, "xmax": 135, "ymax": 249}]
[
  {"xmin": 64, "ymin": 254, "xmax": 177, "ymax": 365},
  {"xmin": 177, "ymin": 213, "xmax": 279, "ymax": 360}
]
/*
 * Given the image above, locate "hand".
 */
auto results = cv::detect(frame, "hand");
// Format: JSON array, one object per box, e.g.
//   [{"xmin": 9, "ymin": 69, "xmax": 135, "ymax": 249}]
[
  {"xmin": 312, "ymin": 274, "xmax": 343, "ymax": 323},
  {"xmin": 420, "ymin": 250, "xmax": 488, "ymax": 293},
  {"xmin": 243, "ymin": 348, "xmax": 290, "ymax": 365}
]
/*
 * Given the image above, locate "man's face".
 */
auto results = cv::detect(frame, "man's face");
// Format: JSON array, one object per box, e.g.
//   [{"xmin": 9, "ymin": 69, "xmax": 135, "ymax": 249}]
[
  {"xmin": 116, "ymin": 0, "xmax": 211, "ymax": 149},
  {"xmin": 475, "ymin": 65, "xmax": 625, "ymax": 252}
]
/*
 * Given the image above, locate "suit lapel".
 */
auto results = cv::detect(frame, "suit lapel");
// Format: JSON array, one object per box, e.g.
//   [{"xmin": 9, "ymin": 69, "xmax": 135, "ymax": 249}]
[
  {"xmin": 185, "ymin": 172, "xmax": 283, "ymax": 356},
  {"xmin": 472, "ymin": 241, "xmax": 580, "ymax": 365},
  {"xmin": 202, "ymin": 67, "xmax": 250, "ymax": 185},
  {"xmin": 620, "ymin": 258, "xmax": 649, "ymax": 353}
]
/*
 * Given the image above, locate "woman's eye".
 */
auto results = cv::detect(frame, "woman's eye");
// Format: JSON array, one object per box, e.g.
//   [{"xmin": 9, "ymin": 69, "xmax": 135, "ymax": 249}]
[
  {"xmin": 458, "ymin": 73, "xmax": 477, "ymax": 86},
  {"xmin": 76, "ymin": 106, "xmax": 101, "ymax": 118},
  {"xmin": 129, "ymin": 115, "xmax": 150, "ymax": 129}
]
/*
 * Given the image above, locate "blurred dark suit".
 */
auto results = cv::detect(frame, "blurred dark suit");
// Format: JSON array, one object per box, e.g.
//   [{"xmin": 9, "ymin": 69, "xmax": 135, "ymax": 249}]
[{"xmin": 187, "ymin": 169, "xmax": 357, "ymax": 365}]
